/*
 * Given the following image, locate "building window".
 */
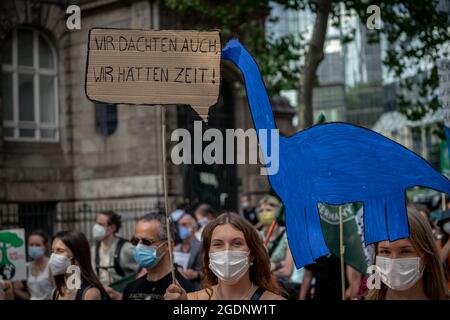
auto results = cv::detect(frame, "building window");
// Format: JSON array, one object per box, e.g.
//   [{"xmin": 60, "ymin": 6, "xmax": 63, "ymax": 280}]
[
  {"xmin": 95, "ymin": 103, "xmax": 117, "ymax": 136},
  {"xmin": 1, "ymin": 28, "xmax": 58, "ymax": 142}
]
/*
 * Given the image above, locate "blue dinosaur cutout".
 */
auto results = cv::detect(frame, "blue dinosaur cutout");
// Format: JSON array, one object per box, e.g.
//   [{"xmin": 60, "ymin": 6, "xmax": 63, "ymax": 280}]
[{"xmin": 221, "ymin": 39, "xmax": 450, "ymax": 268}]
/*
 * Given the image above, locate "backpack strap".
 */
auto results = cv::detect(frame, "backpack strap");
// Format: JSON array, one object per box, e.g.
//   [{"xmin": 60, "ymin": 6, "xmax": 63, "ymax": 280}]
[
  {"xmin": 250, "ymin": 287, "xmax": 266, "ymax": 300},
  {"xmin": 113, "ymin": 237, "xmax": 127, "ymax": 277},
  {"xmin": 95, "ymin": 241, "xmax": 100, "ymax": 275},
  {"xmin": 95, "ymin": 237, "xmax": 127, "ymax": 277}
]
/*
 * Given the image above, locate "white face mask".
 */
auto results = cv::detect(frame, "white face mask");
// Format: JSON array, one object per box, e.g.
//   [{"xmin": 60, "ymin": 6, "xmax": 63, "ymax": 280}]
[
  {"xmin": 443, "ymin": 221, "xmax": 450, "ymax": 235},
  {"xmin": 209, "ymin": 250, "xmax": 250, "ymax": 284},
  {"xmin": 49, "ymin": 253, "xmax": 72, "ymax": 276},
  {"xmin": 376, "ymin": 256, "xmax": 424, "ymax": 291},
  {"xmin": 92, "ymin": 223, "xmax": 107, "ymax": 242}
]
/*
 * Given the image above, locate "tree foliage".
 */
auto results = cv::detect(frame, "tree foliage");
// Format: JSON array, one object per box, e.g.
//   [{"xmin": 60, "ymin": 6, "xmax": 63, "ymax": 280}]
[
  {"xmin": 337, "ymin": 0, "xmax": 450, "ymax": 124},
  {"xmin": 162, "ymin": 0, "xmax": 304, "ymax": 96},
  {"xmin": 162, "ymin": 0, "xmax": 450, "ymax": 125}
]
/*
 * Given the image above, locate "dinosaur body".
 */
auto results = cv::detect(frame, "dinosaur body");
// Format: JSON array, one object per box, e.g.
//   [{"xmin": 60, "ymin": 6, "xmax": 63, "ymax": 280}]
[{"xmin": 222, "ymin": 39, "xmax": 450, "ymax": 267}]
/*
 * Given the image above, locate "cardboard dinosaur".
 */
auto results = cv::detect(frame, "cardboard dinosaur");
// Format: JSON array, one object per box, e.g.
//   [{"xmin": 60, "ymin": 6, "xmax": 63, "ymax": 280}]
[{"xmin": 222, "ymin": 39, "xmax": 450, "ymax": 268}]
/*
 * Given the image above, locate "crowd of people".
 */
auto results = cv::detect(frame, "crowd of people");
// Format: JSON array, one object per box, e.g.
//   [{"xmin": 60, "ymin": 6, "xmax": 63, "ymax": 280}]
[{"xmin": 0, "ymin": 194, "xmax": 449, "ymax": 300}]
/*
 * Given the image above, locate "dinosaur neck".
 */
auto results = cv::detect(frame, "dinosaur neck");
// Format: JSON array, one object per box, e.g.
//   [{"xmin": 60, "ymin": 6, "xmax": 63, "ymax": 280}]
[{"xmin": 222, "ymin": 40, "xmax": 276, "ymax": 132}]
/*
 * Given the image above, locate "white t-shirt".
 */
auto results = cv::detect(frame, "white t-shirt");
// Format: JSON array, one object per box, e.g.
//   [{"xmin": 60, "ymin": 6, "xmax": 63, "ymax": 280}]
[{"xmin": 27, "ymin": 261, "xmax": 53, "ymax": 300}]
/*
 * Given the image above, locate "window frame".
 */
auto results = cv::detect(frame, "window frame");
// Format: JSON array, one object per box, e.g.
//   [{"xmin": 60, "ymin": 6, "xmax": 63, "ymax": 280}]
[{"xmin": 2, "ymin": 27, "xmax": 59, "ymax": 143}]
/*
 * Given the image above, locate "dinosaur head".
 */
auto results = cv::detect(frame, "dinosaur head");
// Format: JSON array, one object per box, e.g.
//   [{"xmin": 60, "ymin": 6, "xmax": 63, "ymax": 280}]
[{"xmin": 222, "ymin": 39, "xmax": 243, "ymax": 63}]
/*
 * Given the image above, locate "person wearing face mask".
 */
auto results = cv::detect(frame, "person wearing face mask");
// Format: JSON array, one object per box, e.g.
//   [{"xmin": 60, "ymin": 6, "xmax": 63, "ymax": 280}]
[
  {"xmin": 122, "ymin": 211, "xmax": 195, "ymax": 300},
  {"xmin": 257, "ymin": 196, "xmax": 292, "ymax": 280},
  {"xmin": 91, "ymin": 211, "xmax": 139, "ymax": 290},
  {"xmin": 194, "ymin": 203, "xmax": 217, "ymax": 241},
  {"xmin": 164, "ymin": 212, "xmax": 285, "ymax": 300},
  {"xmin": 240, "ymin": 194, "xmax": 258, "ymax": 226},
  {"xmin": 366, "ymin": 206, "xmax": 448, "ymax": 300},
  {"xmin": 174, "ymin": 213, "xmax": 202, "ymax": 289},
  {"xmin": 50, "ymin": 231, "xmax": 110, "ymax": 300},
  {"xmin": 8, "ymin": 230, "xmax": 53, "ymax": 300},
  {"xmin": 436, "ymin": 212, "xmax": 450, "ymax": 290},
  {"xmin": 25, "ymin": 230, "xmax": 53, "ymax": 300}
]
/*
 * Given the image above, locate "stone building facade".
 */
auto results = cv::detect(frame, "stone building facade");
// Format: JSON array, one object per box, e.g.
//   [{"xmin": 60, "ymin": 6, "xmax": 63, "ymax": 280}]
[{"xmin": 0, "ymin": 0, "xmax": 295, "ymax": 238}]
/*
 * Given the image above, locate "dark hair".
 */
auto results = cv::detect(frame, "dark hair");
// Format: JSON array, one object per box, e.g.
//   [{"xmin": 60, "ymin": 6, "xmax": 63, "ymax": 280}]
[
  {"xmin": 99, "ymin": 211, "xmax": 122, "ymax": 233},
  {"xmin": 139, "ymin": 211, "xmax": 176, "ymax": 241},
  {"xmin": 200, "ymin": 212, "xmax": 282, "ymax": 299},
  {"xmin": 52, "ymin": 231, "xmax": 108, "ymax": 298},
  {"xmin": 29, "ymin": 230, "xmax": 48, "ymax": 247},
  {"xmin": 195, "ymin": 203, "xmax": 217, "ymax": 219}
]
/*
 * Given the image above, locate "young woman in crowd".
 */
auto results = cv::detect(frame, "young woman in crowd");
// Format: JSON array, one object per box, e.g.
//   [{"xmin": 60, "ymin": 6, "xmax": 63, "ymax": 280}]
[
  {"xmin": 50, "ymin": 231, "xmax": 109, "ymax": 300},
  {"xmin": 366, "ymin": 205, "xmax": 448, "ymax": 300},
  {"xmin": 164, "ymin": 212, "xmax": 285, "ymax": 300},
  {"xmin": 14, "ymin": 231, "xmax": 54, "ymax": 300},
  {"xmin": 436, "ymin": 214, "xmax": 450, "ymax": 290}
]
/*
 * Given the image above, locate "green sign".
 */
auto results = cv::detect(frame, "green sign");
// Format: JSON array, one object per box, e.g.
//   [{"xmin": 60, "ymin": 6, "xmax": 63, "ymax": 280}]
[
  {"xmin": 440, "ymin": 140, "xmax": 450, "ymax": 179},
  {"xmin": 318, "ymin": 203, "xmax": 367, "ymax": 275}
]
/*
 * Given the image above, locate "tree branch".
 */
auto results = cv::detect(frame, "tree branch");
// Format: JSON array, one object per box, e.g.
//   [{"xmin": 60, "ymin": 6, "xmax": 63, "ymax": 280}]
[{"xmin": 301, "ymin": 0, "xmax": 332, "ymax": 128}]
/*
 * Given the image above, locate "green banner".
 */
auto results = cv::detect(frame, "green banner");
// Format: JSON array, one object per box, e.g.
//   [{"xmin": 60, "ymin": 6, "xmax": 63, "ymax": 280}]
[
  {"xmin": 440, "ymin": 139, "xmax": 450, "ymax": 179},
  {"xmin": 318, "ymin": 203, "xmax": 367, "ymax": 275}
]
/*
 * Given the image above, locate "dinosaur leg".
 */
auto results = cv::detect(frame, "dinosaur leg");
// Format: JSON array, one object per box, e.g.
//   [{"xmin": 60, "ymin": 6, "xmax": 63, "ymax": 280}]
[
  {"xmin": 305, "ymin": 202, "xmax": 329, "ymax": 260},
  {"xmin": 363, "ymin": 198, "xmax": 389, "ymax": 246},
  {"xmin": 285, "ymin": 203, "xmax": 315, "ymax": 268},
  {"xmin": 385, "ymin": 192, "xmax": 409, "ymax": 241}
]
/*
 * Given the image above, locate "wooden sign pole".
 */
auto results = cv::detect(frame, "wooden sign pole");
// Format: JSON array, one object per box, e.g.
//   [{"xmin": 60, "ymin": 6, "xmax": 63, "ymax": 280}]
[
  {"xmin": 442, "ymin": 193, "xmax": 446, "ymax": 211},
  {"xmin": 339, "ymin": 205, "xmax": 345, "ymax": 300},
  {"xmin": 161, "ymin": 105, "xmax": 176, "ymax": 284}
]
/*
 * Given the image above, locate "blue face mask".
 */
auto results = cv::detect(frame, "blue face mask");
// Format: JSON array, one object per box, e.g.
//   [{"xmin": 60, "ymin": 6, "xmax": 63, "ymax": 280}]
[
  {"xmin": 178, "ymin": 226, "xmax": 192, "ymax": 240},
  {"xmin": 197, "ymin": 218, "xmax": 209, "ymax": 227},
  {"xmin": 133, "ymin": 242, "xmax": 166, "ymax": 269},
  {"xmin": 28, "ymin": 246, "xmax": 45, "ymax": 260}
]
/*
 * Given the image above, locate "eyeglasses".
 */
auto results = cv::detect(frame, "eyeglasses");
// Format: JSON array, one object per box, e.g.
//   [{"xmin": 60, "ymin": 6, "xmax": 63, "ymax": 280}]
[{"xmin": 130, "ymin": 237, "xmax": 166, "ymax": 247}]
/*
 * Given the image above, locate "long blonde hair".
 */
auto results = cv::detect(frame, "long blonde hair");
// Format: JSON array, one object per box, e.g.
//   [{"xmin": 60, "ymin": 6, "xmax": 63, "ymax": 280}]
[
  {"xmin": 367, "ymin": 205, "xmax": 448, "ymax": 300},
  {"xmin": 200, "ymin": 212, "xmax": 282, "ymax": 299}
]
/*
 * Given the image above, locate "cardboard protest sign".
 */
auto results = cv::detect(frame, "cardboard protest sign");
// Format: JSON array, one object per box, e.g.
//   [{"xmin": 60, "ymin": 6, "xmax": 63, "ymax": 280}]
[
  {"xmin": 222, "ymin": 39, "xmax": 450, "ymax": 268},
  {"xmin": 0, "ymin": 229, "xmax": 27, "ymax": 281},
  {"xmin": 85, "ymin": 28, "xmax": 221, "ymax": 120}
]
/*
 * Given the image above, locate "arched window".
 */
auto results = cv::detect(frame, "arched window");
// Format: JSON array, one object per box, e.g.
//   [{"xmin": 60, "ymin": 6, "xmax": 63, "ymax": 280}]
[{"xmin": 1, "ymin": 28, "xmax": 58, "ymax": 141}]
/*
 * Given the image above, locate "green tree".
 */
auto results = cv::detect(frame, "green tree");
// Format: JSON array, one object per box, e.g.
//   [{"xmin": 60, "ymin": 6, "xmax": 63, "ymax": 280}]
[
  {"xmin": 162, "ymin": 0, "xmax": 450, "ymax": 131},
  {"xmin": 325, "ymin": 0, "xmax": 450, "ymax": 133},
  {"xmin": 162, "ymin": 0, "xmax": 304, "ymax": 97}
]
